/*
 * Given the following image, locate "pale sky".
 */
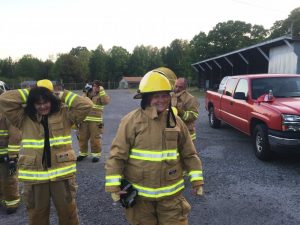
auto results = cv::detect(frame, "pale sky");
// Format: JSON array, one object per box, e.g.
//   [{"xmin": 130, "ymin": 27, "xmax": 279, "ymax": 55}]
[{"xmin": 0, "ymin": 0, "xmax": 299, "ymax": 61}]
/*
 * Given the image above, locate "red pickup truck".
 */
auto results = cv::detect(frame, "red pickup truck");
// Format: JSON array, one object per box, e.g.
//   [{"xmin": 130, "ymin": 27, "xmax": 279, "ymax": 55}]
[{"xmin": 205, "ymin": 74, "xmax": 300, "ymax": 160}]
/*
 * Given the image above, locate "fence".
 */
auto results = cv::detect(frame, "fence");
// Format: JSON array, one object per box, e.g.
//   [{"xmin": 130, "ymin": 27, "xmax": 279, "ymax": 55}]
[{"xmin": 6, "ymin": 80, "xmax": 200, "ymax": 90}]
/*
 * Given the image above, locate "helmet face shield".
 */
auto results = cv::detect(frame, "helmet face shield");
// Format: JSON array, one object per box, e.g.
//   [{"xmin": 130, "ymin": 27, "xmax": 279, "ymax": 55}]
[{"xmin": 134, "ymin": 71, "xmax": 172, "ymax": 99}]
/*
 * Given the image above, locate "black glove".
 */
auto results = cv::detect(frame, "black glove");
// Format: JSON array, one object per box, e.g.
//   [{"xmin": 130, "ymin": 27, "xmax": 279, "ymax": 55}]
[{"xmin": 7, "ymin": 159, "xmax": 17, "ymax": 176}]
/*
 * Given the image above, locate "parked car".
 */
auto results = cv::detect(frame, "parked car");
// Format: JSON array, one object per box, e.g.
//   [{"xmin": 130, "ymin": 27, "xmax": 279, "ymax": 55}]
[{"xmin": 205, "ymin": 74, "xmax": 300, "ymax": 160}]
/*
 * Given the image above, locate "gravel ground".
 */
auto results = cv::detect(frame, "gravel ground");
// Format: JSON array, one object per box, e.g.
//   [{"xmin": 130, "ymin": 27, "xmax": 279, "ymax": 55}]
[{"xmin": 1, "ymin": 89, "xmax": 300, "ymax": 225}]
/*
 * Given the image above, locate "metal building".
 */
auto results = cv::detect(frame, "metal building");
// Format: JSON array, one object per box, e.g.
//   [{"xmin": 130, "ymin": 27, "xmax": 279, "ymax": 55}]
[{"xmin": 191, "ymin": 35, "xmax": 300, "ymax": 89}]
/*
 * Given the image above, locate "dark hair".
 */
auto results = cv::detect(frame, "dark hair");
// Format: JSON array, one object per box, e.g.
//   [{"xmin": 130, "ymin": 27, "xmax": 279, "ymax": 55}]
[
  {"xmin": 24, "ymin": 87, "xmax": 61, "ymax": 121},
  {"xmin": 140, "ymin": 93, "xmax": 151, "ymax": 110},
  {"xmin": 92, "ymin": 80, "xmax": 102, "ymax": 87}
]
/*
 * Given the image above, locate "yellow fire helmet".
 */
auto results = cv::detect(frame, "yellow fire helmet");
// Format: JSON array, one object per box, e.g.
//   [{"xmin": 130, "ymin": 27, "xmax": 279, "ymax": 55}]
[
  {"xmin": 37, "ymin": 79, "xmax": 54, "ymax": 92},
  {"xmin": 134, "ymin": 70, "xmax": 172, "ymax": 99},
  {"xmin": 153, "ymin": 67, "xmax": 177, "ymax": 89}
]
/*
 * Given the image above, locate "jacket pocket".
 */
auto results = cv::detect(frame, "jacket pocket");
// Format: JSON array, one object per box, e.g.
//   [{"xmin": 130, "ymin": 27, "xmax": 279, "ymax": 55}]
[
  {"xmin": 56, "ymin": 150, "xmax": 76, "ymax": 163},
  {"xmin": 124, "ymin": 164, "xmax": 143, "ymax": 183},
  {"xmin": 18, "ymin": 155, "xmax": 36, "ymax": 170},
  {"xmin": 164, "ymin": 128, "xmax": 179, "ymax": 150},
  {"xmin": 165, "ymin": 163, "xmax": 182, "ymax": 181}
]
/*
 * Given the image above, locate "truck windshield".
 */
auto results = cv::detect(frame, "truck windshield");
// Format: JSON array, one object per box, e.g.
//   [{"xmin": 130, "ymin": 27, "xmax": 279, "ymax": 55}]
[{"xmin": 252, "ymin": 77, "xmax": 300, "ymax": 99}]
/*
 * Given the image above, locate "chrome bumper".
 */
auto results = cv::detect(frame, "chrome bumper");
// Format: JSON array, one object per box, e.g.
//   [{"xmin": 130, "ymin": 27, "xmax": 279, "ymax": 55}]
[{"xmin": 268, "ymin": 134, "xmax": 300, "ymax": 147}]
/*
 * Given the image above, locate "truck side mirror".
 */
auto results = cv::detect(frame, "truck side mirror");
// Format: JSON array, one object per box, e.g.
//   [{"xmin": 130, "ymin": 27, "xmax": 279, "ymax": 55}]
[{"xmin": 233, "ymin": 92, "xmax": 247, "ymax": 100}]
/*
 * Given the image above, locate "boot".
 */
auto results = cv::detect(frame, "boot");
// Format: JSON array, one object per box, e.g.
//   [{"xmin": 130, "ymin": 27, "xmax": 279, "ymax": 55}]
[
  {"xmin": 77, "ymin": 155, "xmax": 87, "ymax": 161},
  {"xmin": 6, "ymin": 207, "xmax": 17, "ymax": 214},
  {"xmin": 92, "ymin": 157, "xmax": 99, "ymax": 163}
]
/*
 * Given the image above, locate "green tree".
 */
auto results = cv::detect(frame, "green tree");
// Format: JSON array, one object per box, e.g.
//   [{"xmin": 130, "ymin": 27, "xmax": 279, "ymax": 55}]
[
  {"xmin": 69, "ymin": 46, "xmax": 91, "ymax": 81},
  {"xmin": 52, "ymin": 54, "xmax": 84, "ymax": 82},
  {"xmin": 207, "ymin": 20, "xmax": 267, "ymax": 56},
  {"xmin": 269, "ymin": 7, "xmax": 300, "ymax": 38},
  {"xmin": 163, "ymin": 39, "xmax": 192, "ymax": 78},
  {"xmin": 15, "ymin": 55, "xmax": 45, "ymax": 80},
  {"xmin": 189, "ymin": 32, "xmax": 209, "ymax": 63},
  {"xmin": 0, "ymin": 57, "xmax": 15, "ymax": 79},
  {"xmin": 89, "ymin": 45, "xmax": 109, "ymax": 82},
  {"xmin": 107, "ymin": 46, "xmax": 130, "ymax": 82},
  {"xmin": 128, "ymin": 45, "xmax": 162, "ymax": 76}
]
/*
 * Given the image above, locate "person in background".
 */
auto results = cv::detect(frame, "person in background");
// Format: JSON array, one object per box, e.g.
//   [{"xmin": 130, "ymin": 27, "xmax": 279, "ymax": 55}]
[
  {"xmin": 0, "ymin": 79, "xmax": 93, "ymax": 225},
  {"xmin": 0, "ymin": 89, "xmax": 21, "ymax": 215},
  {"xmin": 105, "ymin": 70, "xmax": 204, "ymax": 225},
  {"xmin": 77, "ymin": 80, "xmax": 110, "ymax": 163},
  {"xmin": 172, "ymin": 77, "xmax": 199, "ymax": 141}
]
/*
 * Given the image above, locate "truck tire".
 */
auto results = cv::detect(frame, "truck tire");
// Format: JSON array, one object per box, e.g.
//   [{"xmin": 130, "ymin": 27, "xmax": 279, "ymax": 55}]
[
  {"xmin": 209, "ymin": 107, "xmax": 221, "ymax": 128},
  {"xmin": 253, "ymin": 124, "xmax": 272, "ymax": 160}
]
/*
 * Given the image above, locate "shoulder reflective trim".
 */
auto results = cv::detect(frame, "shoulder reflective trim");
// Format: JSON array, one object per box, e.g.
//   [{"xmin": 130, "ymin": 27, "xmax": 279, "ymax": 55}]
[
  {"xmin": 18, "ymin": 89, "xmax": 29, "ymax": 103},
  {"xmin": 132, "ymin": 179, "xmax": 184, "ymax": 198},
  {"xmin": 65, "ymin": 92, "xmax": 77, "ymax": 107},
  {"xmin": 130, "ymin": 149, "xmax": 178, "ymax": 161},
  {"xmin": 188, "ymin": 170, "xmax": 203, "ymax": 181},
  {"xmin": 99, "ymin": 90, "xmax": 106, "ymax": 96},
  {"xmin": 105, "ymin": 175, "xmax": 122, "ymax": 186},
  {"xmin": 18, "ymin": 164, "xmax": 76, "ymax": 180},
  {"xmin": 50, "ymin": 136, "xmax": 72, "ymax": 146},
  {"xmin": 84, "ymin": 116, "xmax": 103, "ymax": 122},
  {"xmin": 5, "ymin": 198, "xmax": 20, "ymax": 206},
  {"xmin": 22, "ymin": 139, "xmax": 44, "ymax": 149},
  {"xmin": 0, "ymin": 130, "xmax": 8, "ymax": 136}
]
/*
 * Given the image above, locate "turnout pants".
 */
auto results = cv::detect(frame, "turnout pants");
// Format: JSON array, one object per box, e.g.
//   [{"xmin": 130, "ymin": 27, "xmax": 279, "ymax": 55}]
[
  {"xmin": 125, "ymin": 194, "xmax": 191, "ymax": 225},
  {"xmin": 0, "ymin": 162, "xmax": 20, "ymax": 209},
  {"xmin": 23, "ymin": 178, "xmax": 79, "ymax": 225},
  {"xmin": 78, "ymin": 121, "xmax": 102, "ymax": 158}
]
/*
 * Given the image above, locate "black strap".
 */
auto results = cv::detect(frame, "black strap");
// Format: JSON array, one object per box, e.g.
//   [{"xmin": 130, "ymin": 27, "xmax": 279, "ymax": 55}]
[{"xmin": 41, "ymin": 116, "xmax": 51, "ymax": 168}]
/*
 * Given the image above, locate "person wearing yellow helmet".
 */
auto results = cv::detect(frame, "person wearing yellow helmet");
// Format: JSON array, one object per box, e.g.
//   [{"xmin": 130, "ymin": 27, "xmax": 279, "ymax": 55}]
[
  {"xmin": 0, "ymin": 79, "xmax": 93, "ymax": 225},
  {"xmin": 36, "ymin": 79, "xmax": 54, "ymax": 92},
  {"xmin": 105, "ymin": 70, "xmax": 204, "ymax": 225}
]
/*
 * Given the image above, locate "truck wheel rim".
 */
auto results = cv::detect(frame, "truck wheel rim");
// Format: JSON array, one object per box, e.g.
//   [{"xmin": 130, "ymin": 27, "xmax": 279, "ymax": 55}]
[
  {"xmin": 209, "ymin": 113, "xmax": 214, "ymax": 124},
  {"xmin": 256, "ymin": 134, "xmax": 263, "ymax": 152}
]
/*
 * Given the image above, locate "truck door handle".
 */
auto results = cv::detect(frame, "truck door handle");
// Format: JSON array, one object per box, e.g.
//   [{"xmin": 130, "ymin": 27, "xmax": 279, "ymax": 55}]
[{"xmin": 230, "ymin": 101, "xmax": 233, "ymax": 105}]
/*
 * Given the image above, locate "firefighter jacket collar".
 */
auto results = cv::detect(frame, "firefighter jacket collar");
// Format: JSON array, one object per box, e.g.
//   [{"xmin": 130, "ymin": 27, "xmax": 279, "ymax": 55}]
[
  {"xmin": 143, "ymin": 106, "xmax": 159, "ymax": 120},
  {"xmin": 175, "ymin": 90, "xmax": 186, "ymax": 97}
]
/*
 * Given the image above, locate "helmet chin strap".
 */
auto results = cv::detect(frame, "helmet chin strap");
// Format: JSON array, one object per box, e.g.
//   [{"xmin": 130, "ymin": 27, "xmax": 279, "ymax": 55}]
[{"xmin": 167, "ymin": 104, "xmax": 176, "ymax": 128}]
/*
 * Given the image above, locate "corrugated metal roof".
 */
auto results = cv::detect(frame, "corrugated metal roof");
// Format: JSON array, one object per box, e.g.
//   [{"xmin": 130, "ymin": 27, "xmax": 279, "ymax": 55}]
[{"xmin": 191, "ymin": 35, "xmax": 300, "ymax": 71}]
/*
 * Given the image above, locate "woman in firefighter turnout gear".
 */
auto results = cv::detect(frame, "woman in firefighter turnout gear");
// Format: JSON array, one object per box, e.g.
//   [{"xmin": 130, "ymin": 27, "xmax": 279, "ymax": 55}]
[
  {"xmin": 0, "ymin": 89, "xmax": 21, "ymax": 214},
  {"xmin": 0, "ymin": 79, "xmax": 93, "ymax": 225},
  {"xmin": 105, "ymin": 70, "xmax": 204, "ymax": 225},
  {"xmin": 77, "ymin": 80, "xmax": 110, "ymax": 162}
]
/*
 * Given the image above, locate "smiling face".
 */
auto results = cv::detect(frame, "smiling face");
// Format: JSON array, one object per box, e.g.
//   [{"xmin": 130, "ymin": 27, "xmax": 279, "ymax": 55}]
[
  {"xmin": 149, "ymin": 91, "xmax": 171, "ymax": 113},
  {"xmin": 34, "ymin": 99, "xmax": 52, "ymax": 116}
]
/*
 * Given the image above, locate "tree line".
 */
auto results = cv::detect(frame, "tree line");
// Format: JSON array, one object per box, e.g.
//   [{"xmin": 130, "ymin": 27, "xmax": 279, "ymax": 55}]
[{"xmin": 1, "ymin": 7, "xmax": 299, "ymax": 87}]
